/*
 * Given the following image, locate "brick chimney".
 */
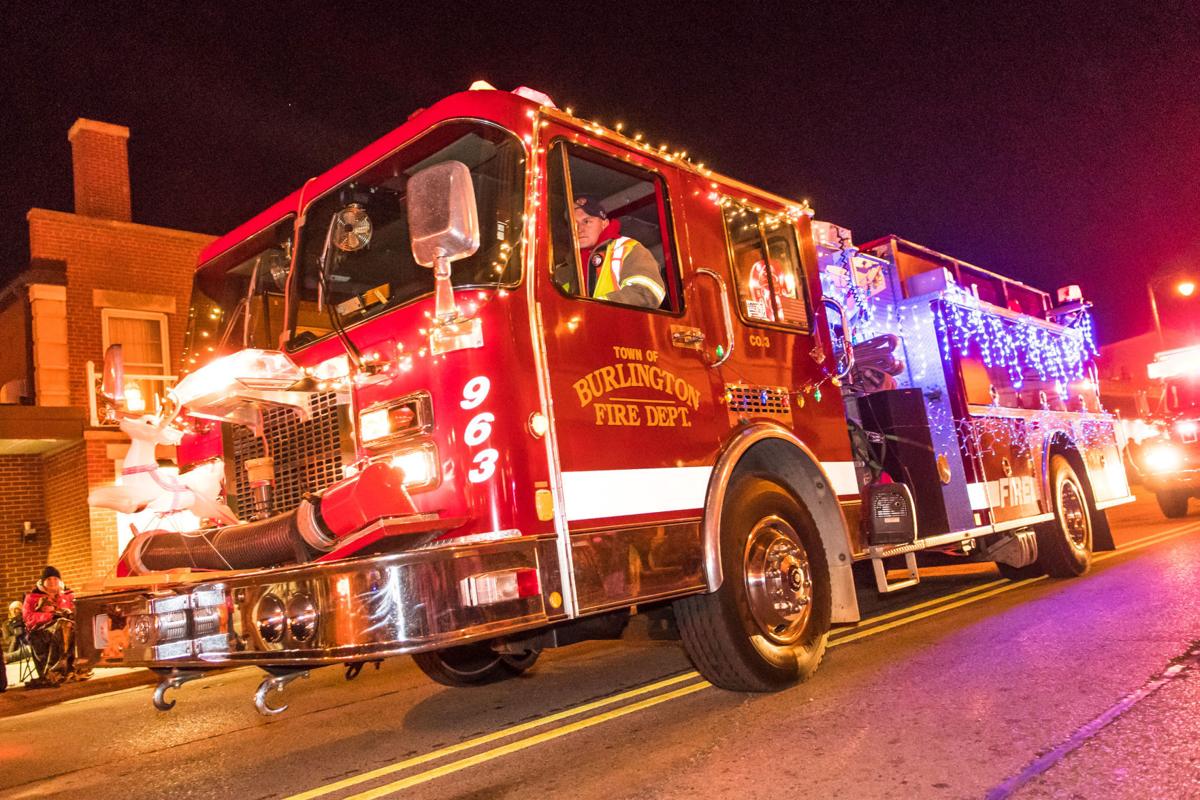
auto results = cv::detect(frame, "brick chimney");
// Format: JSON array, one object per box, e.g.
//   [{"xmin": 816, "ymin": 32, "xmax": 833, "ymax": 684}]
[{"xmin": 67, "ymin": 118, "xmax": 131, "ymax": 221}]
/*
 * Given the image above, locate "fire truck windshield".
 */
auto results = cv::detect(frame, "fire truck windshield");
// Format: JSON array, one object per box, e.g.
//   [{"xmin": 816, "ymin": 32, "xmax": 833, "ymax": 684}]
[
  {"xmin": 1165, "ymin": 376, "xmax": 1200, "ymax": 413},
  {"xmin": 286, "ymin": 121, "xmax": 525, "ymax": 349},
  {"xmin": 182, "ymin": 216, "xmax": 294, "ymax": 372}
]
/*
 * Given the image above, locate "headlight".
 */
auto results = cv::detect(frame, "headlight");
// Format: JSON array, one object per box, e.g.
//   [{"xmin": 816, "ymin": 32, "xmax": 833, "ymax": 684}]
[
  {"xmin": 388, "ymin": 442, "xmax": 439, "ymax": 490},
  {"xmin": 255, "ymin": 593, "xmax": 286, "ymax": 643},
  {"xmin": 1177, "ymin": 420, "xmax": 1198, "ymax": 441},
  {"xmin": 358, "ymin": 393, "xmax": 431, "ymax": 448},
  {"xmin": 287, "ymin": 593, "xmax": 318, "ymax": 642},
  {"xmin": 1144, "ymin": 444, "xmax": 1183, "ymax": 473}
]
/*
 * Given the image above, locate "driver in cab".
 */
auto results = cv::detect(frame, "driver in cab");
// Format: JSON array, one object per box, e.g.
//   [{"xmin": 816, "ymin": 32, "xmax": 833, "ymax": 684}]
[{"xmin": 572, "ymin": 196, "xmax": 665, "ymax": 309}]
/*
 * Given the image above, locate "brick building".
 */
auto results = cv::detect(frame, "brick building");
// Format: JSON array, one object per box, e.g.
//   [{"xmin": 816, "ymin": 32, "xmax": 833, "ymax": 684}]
[{"xmin": 0, "ymin": 119, "xmax": 213, "ymax": 606}]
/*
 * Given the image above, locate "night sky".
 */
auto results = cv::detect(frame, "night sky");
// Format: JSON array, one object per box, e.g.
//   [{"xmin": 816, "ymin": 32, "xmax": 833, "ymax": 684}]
[{"xmin": 3, "ymin": 3, "xmax": 1198, "ymax": 343}]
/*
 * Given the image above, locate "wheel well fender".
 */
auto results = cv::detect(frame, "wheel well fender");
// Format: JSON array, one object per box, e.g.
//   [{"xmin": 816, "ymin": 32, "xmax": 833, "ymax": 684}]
[
  {"xmin": 1043, "ymin": 432, "xmax": 1114, "ymax": 550},
  {"xmin": 704, "ymin": 423, "xmax": 860, "ymax": 623}
]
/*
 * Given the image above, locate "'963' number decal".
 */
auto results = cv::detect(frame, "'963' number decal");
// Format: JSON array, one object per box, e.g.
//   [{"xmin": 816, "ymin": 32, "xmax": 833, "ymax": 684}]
[{"xmin": 461, "ymin": 376, "xmax": 498, "ymax": 483}]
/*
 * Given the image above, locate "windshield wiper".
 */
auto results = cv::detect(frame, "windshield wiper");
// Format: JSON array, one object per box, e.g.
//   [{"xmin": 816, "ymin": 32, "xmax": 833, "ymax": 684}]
[{"xmin": 317, "ymin": 212, "xmax": 364, "ymax": 370}]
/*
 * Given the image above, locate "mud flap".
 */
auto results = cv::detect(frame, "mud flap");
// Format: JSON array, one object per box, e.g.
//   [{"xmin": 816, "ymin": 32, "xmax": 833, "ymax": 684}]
[{"xmin": 1092, "ymin": 508, "xmax": 1116, "ymax": 552}]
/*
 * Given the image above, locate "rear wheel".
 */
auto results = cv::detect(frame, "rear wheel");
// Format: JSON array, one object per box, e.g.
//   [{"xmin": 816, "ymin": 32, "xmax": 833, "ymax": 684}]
[
  {"xmin": 1156, "ymin": 490, "xmax": 1190, "ymax": 519},
  {"xmin": 411, "ymin": 643, "xmax": 540, "ymax": 688},
  {"xmin": 674, "ymin": 475, "xmax": 831, "ymax": 691},
  {"xmin": 1036, "ymin": 455, "xmax": 1093, "ymax": 577}
]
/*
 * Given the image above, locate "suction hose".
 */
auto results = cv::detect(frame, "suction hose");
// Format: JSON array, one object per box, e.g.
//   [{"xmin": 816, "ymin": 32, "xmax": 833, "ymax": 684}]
[{"xmin": 126, "ymin": 500, "xmax": 334, "ymax": 575}]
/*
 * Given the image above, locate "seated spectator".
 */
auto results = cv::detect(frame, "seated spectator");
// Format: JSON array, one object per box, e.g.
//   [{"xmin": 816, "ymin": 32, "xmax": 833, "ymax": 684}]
[
  {"xmin": 2, "ymin": 601, "xmax": 27, "ymax": 692},
  {"xmin": 23, "ymin": 566, "xmax": 90, "ymax": 686},
  {"xmin": 4, "ymin": 601, "xmax": 27, "ymax": 659}
]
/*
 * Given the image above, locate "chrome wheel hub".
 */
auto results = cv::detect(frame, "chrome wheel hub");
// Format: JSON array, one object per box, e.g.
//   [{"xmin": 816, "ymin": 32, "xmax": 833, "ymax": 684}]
[
  {"xmin": 1060, "ymin": 480, "xmax": 1089, "ymax": 552},
  {"xmin": 743, "ymin": 516, "xmax": 813, "ymax": 645}
]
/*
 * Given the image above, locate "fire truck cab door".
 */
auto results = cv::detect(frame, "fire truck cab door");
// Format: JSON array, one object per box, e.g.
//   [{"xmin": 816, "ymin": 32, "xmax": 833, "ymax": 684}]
[{"xmin": 534, "ymin": 131, "xmax": 722, "ymax": 595}]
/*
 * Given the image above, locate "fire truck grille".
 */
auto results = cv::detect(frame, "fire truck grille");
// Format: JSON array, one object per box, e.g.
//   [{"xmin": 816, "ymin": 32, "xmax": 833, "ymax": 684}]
[
  {"xmin": 725, "ymin": 385, "xmax": 792, "ymax": 419},
  {"xmin": 227, "ymin": 392, "xmax": 349, "ymax": 518}
]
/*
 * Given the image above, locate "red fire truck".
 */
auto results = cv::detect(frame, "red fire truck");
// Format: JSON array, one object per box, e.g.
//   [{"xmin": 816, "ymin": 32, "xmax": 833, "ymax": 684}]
[
  {"xmin": 76, "ymin": 85, "xmax": 1133, "ymax": 714},
  {"xmin": 1129, "ymin": 345, "xmax": 1200, "ymax": 517}
]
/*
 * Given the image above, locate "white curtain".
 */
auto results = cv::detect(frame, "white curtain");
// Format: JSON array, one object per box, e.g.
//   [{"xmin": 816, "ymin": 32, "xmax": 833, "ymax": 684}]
[{"xmin": 108, "ymin": 316, "xmax": 164, "ymax": 373}]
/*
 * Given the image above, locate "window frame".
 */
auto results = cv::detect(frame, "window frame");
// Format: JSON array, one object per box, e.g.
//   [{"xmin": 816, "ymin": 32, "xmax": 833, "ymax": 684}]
[
  {"xmin": 283, "ymin": 118, "xmax": 528, "ymax": 352},
  {"xmin": 101, "ymin": 307, "xmax": 171, "ymax": 377},
  {"xmin": 545, "ymin": 136, "xmax": 685, "ymax": 316},
  {"xmin": 719, "ymin": 198, "xmax": 814, "ymax": 334}
]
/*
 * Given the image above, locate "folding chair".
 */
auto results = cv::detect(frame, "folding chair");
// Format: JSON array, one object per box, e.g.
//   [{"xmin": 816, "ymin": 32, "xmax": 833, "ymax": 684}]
[
  {"xmin": 15, "ymin": 632, "xmax": 39, "ymax": 685},
  {"xmin": 10, "ymin": 618, "xmax": 50, "ymax": 687}
]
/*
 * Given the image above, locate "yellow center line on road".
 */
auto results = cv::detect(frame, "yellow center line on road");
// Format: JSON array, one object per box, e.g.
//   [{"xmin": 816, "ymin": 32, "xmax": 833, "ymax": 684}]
[
  {"xmin": 1094, "ymin": 520, "xmax": 1200, "ymax": 562},
  {"xmin": 832, "ymin": 521, "xmax": 1200, "ymax": 647},
  {"xmin": 340, "ymin": 682, "xmax": 712, "ymax": 800},
  {"xmin": 281, "ymin": 671, "xmax": 702, "ymax": 800},
  {"xmin": 831, "ymin": 520, "xmax": 1200, "ymax": 641},
  {"xmin": 832, "ymin": 579, "xmax": 1007, "ymax": 638},
  {"xmin": 291, "ymin": 518, "xmax": 1200, "ymax": 800},
  {"xmin": 829, "ymin": 578, "xmax": 1050, "ymax": 646}
]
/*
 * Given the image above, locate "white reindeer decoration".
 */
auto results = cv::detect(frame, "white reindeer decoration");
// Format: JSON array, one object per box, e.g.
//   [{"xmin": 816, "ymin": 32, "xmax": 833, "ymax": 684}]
[{"xmin": 88, "ymin": 414, "xmax": 238, "ymax": 526}]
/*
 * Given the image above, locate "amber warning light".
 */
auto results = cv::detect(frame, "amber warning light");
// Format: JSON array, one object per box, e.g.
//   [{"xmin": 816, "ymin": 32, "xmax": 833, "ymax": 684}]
[{"xmin": 360, "ymin": 400, "xmax": 422, "ymax": 446}]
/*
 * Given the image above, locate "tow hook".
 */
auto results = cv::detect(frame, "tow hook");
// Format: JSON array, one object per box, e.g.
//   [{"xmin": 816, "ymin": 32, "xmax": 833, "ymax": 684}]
[
  {"xmin": 344, "ymin": 659, "xmax": 383, "ymax": 681},
  {"xmin": 253, "ymin": 668, "xmax": 310, "ymax": 716},
  {"xmin": 152, "ymin": 669, "xmax": 207, "ymax": 712}
]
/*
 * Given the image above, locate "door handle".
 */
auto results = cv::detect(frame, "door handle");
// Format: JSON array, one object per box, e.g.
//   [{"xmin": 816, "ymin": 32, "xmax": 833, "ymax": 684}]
[
  {"xmin": 671, "ymin": 327, "xmax": 706, "ymax": 348},
  {"xmin": 695, "ymin": 268, "xmax": 734, "ymax": 366}
]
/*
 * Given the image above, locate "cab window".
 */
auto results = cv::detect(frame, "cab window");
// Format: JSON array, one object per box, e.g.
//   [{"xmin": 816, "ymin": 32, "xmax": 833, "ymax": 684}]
[
  {"xmin": 722, "ymin": 204, "xmax": 810, "ymax": 329},
  {"xmin": 547, "ymin": 141, "xmax": 680, "ymax": 311},
  {"xmin": 285, "ymin": 121, "xmax": 524, "ymax": 349}
]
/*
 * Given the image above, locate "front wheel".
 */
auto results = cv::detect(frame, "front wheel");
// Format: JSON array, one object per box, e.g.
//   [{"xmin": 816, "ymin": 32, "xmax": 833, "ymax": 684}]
[
  {"xmin": 1036, "ymin": 455, "xmax": 1093, "ymax": 577},
  {"xmin": 674, "ymin": 475, "xmax": 831, "ymax": 692},
  {"xmin": 411, "ymin": 643, "xmax": 540, "ymax": 688},
  {"xmin": 1156, "ymin": 490, "xmax": 1190, "ymax": 519}
]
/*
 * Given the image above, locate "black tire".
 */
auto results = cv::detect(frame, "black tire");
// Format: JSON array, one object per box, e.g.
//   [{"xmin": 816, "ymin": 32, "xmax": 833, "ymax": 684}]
[
  {"xmin": 673, "ymin": 475, "xmax": 831, "ymax": 692},
  {"xmin": 1156, "ymin": 491, "xmax": 1190, "ymax": 519},
  {"xmin": 1036, "ymin": 455, "xmax": 1093, "ymax": 578},
  {"xmin": 996, "ymin": 561, "xmax": 1042, "ymax": 581},
  {"xmin": 411, "ymin": 643, "xmax": 540, "ymax": 688}
]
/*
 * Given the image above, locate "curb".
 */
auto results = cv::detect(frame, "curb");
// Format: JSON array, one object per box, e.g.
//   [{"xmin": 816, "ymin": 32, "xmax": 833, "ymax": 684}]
[{"xmin": 1, "ymin": 668, "xmax": 159, "ymax": 719}]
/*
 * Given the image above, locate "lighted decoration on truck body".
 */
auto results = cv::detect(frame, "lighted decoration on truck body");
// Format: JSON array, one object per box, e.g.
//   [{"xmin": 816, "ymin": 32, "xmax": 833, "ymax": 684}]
[{"xmin": 75, "ymin": 84, "xmax": 1133, "ymax": 716}]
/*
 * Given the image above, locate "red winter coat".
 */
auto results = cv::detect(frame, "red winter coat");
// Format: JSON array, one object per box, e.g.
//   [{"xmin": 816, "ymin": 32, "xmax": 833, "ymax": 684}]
[{"xmin": 23, "ymin": 581, "xmax": 74, "ymax": 631}]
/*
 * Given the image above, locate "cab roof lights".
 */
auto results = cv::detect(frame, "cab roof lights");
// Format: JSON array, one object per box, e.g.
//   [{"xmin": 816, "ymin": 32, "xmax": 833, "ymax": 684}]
[
  {"xmin": 1148, "ymin": 344, "xmax": 1200, "ymax": 380},
  {"xmin": 468, "ymin": 80, "xmax": 557, "ymax": 109}
]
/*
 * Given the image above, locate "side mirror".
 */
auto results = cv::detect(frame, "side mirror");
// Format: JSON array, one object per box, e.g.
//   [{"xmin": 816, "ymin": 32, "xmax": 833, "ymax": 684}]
[
  {"xmin": 822, "ymin": 297, "xmax": 854, "ymax": 382},
  {"xmin": 101, "ymin": 344, "xmax": 125, "ymax": 403},
  {"xmin": 407, "ymin": 160, "xmax": 480, "ymax": 267},
  {"xmin": 408, "ymin": 161, "xmax": 480, "ymax": 324}
]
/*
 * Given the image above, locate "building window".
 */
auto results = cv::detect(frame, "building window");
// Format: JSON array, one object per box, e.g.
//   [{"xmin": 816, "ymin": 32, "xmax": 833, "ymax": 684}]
[{"xmin": 101, "ymin": 308, "xmax": 170, "ymax": 412}]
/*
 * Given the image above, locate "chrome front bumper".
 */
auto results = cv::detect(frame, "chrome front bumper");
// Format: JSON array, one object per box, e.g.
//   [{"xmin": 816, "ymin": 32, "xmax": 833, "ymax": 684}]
[{"xmin": 76, "ymin": 534, "xmax": 563, "ymax": 670}]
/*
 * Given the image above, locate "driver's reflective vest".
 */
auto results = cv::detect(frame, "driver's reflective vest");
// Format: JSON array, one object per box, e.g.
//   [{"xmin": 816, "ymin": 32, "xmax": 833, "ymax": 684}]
[{"xmin": 590, "ymin": 237, "xmax": 637, "ymax": 298}]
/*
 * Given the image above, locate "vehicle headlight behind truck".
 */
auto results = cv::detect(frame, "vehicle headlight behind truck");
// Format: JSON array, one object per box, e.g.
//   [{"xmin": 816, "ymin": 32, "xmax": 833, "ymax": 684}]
[{"xmin": 1143, "ymin": 443, "xmax": 1183, "ymax": 473}]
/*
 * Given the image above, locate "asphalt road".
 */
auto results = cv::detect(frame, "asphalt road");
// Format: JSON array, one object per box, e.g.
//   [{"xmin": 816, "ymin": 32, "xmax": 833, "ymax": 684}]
[{"xmin": 3, "ymin": 492, "xmax": 1199, "ymax": 800}]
